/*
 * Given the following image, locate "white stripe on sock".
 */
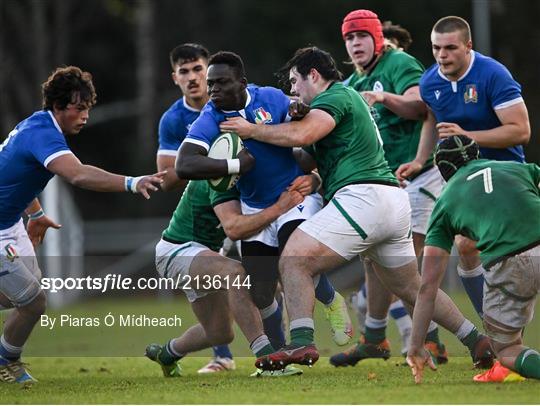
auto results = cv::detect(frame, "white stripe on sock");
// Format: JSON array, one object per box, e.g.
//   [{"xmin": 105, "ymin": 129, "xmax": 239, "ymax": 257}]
[
  {"xmin": 0, "ymin": 335, "xmax": 22, "ymax": 355},
  {"xmin": 427, "ymin": 321, "xmax": 438, "ymax": 333},
  {"xmin": 250, "ymin": 334, "xmax": 271, "ymax": 355},
  {"xmin": 290, "ymin": 318, "xmax": 314, "ymax": 331},
  {"xmin": 520, "ymin": 349, "xmax": 540, "ymax": 367},
  {"xmin": 259, "ymin": 299, "xmax": 279, "ymax": 320},
  {"xmin": 455, "ymin": 319, "xmax": 475, "ymax": 340},
  {"xmin": 457, "ymin": 264, "xmax": 485, "ymax": 278},
  {"xmin": 365, "ymin": 315, "xmax": 388, "ymax": 329}
]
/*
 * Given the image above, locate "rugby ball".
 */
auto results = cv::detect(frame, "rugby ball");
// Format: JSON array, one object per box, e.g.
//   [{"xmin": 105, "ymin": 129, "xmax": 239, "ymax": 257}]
[{"xmin": 207, "ymin": 132, "xmax": 244, "ymax": 191}]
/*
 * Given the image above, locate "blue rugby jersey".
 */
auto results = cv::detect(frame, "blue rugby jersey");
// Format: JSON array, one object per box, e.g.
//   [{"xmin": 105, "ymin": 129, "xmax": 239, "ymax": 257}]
[
  {"xmin": 157, "ymin": 96, "xmax": 202, "ymax": 157},
  {"xmin": 420, "ymin": 51, "xmax": 525, "ymax": 162},
  {"xmin": 0, "ymin": 111, "xmax": 72, "ymax": 229},
  {"xmin": 185, "ymin": 85, "xmax": 303, "ymax": 209}
]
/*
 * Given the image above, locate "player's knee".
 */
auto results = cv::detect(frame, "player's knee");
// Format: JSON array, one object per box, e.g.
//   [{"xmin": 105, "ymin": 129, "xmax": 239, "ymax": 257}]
[
  {"xmin": 249, "ymin": 284, "xmax": 275, "ymax": 309},
  {"xmin": 222, "ymin": 260, "xmax": 244, "ymax": 280},
  {"xmin": 207, "ymin": 327, "xmax": 234, "ymax": 346},
  {"xmin": 455, "ymin": 235, "xmax": 478, "ymax": 257},
  {"xmin": 483, "ymin": 316, "xmax": 522, "ymax": 356},
  {"xmin": 22, "ymin": 290, "xmax": 47, "ymax": 318}
]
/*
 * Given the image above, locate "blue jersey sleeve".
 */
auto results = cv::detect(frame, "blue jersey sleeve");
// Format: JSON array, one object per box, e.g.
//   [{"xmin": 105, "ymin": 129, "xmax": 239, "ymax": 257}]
[
  {"xmin": 158, "ymin": 112, "xmax": 183, "ymax": 156},
  {"xmin": 265, "ymin": 87, "xmax": 291, "ymax": 123},
  {"xmin": 487, "ymin": 61, "xmax": 522, "ymax": 110},
  {"xmin": 29, "ymin": 128, "xmax": 71, "ymax": 168},
  {"xmin": 185, "ymin": 106, "xmax": 220, "ymax": 151}
]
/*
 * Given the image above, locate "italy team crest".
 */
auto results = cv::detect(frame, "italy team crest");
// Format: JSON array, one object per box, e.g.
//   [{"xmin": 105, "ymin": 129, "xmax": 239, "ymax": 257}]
[
  {"xmin": 254, "ymin": 107, "xmax": 272, "ymax": 124},
  {"xmin": 4, "ymin": 243, "xmax": 18, "ymax": 262},
  {"xmin": 464, "ymin": 84, "xmax": 478, "ymax": 103}
]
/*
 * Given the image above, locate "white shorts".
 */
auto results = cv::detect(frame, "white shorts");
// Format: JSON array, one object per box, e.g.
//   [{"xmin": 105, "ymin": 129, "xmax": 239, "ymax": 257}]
[
  {"xmin": 484, "ymin": 245, "xmax": 539, "ymax": 330},
  {"xmin": 0, "ymin": 219, "xmax": 42, "ymax": 307},
  {"xmin": 405, "ymin": 166, "xmax": 444, "ymax": 235},
  {"xmin": 299, "ymin": 184, "xmax": 415, "ymax": 268},
  {"xmin": 241, "ymin": 193, "xmax": 323, "ymax": 247},
  {"xmin": 155, "ymin": 239, "xmax": 210, "ymax": 303}
]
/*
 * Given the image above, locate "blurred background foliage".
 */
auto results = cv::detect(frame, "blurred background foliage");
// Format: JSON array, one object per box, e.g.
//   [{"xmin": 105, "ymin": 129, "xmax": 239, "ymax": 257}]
[{"xmin": 1, "ymin": 0, "xmax": 538, "ymax": 219}]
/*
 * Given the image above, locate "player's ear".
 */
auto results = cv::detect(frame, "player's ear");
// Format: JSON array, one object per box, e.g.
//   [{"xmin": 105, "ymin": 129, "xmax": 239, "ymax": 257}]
[{"xmin": 239, "ymin": 77, "xmax": 248, "ymax": 89}]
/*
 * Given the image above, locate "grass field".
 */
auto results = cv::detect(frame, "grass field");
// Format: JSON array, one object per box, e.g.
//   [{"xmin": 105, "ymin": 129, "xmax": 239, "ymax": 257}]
[{"xmin": 1, "ymin": 292, "xmax": 539, "ymax": 404}]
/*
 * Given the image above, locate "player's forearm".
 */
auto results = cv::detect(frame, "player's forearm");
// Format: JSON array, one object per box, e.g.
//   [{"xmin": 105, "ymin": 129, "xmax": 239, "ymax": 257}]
[
  {"xmin": 410, "ymin": 289, "xmax": 436, "ymax": 350},
  {"xmin": 160, "ymin": 168, "xmax": 188, "ymax": 192},
  {"xmin": 414, "ymin": 113, "xmax": 438, "ymax": 164},
  {"xmin": 176, "ymin": 154, "xmax": 229, "ymax": 180},
  {"xmin": 381, "ymin": 92, "xmax": 427, "ymax": 121},
  {"xmin": 157, "ymin": 156, "xmax": 188, "ymax": 192},
  {"xmin": 467, "ymin": 123, "xmax": 530, "ymax": 148},
  {"xmin": 25, "ymin": 198, "xmax": 43, "ymax": 215},
  {"xmin": 68, "ymin": 165, "xmax": 126, "ymax": 192},
  {"xmin": 251, "ymin": 122, "xmax": 309, "ymax": 147},
  {"xmin": 224, "ymin": 206, "xmax": 281, "ymax": 241}
]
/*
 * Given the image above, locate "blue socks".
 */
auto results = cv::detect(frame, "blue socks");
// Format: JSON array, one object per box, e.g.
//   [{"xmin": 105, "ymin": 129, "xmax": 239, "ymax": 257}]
[
  {"xmin": 458, "ymin": 265, "xmax": 484, "ymax": 318},
  {"xmin": 212, "ymin": 345, "xmax": 233, "ymax": 359},
  {"xmin": 314, "ymin": 274, "xmax": 335, "ymax": 305},
  {"xmin": 260, "ymin": 299, "xmax": 286, "ymax": 349}
]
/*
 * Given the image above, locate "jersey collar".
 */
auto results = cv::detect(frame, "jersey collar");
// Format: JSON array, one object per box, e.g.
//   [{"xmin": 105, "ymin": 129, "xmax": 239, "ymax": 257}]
[
  {"xmin": 47, "ymin": 110, "xmax": 63, "ymax": 134},
  {"xmin": 182, "ymin": 96, "xmax": 202, "ymax": 112},
  {"xmin": 221, "ymin": 89, "xmax": 251, "ymax": 119},
  {"xmin": 437, "ymin": 50, "xmax": 476, "ymax": 83}
]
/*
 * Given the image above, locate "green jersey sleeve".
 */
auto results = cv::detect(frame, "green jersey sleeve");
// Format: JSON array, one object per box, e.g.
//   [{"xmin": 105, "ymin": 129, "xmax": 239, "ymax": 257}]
[
  {"xmin": 310, "ymin": 87, "xmax": 351, "ymax": 125},
  {"xmin": 390, "ymin": 52, "xmax": 424, "ymax": 95},
  {"xmin": 209, "ymin": 185, "xmax": 240, "ymax": 207},
  {"xmin": 425, "ymin": 203, "xmax": 455, "ymax": 253},
  {"xmin": 527, "ymin": 163, "xmax": 540, "ymax": 189}
]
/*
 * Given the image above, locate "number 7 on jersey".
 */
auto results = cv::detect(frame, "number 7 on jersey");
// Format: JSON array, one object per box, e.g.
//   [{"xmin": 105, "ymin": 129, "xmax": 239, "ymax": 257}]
[{"xmin": 466, "ymin": 167, "xmax": 493, "ymax": 194}]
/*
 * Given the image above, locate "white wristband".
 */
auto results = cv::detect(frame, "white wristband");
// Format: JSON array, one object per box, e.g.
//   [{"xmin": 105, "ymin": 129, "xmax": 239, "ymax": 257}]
[
  {"xmin": 28, "ymin": 209, "xmax": 45, "ymax": 221},
  {"xmin": 130, "ymin": 176, "xmax": 143, "ymax": 193},
  {"xmin": 125, "ymin": 176, "xmax": 143, "ymax": 193},
  {"xmin": 227, "ymin": 159, "xmax": 240, "ymax": 175}
]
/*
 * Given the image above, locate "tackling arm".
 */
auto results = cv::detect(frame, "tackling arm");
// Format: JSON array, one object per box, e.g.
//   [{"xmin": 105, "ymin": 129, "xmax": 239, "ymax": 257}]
[
  {"xmin": 219, "ymin": 109, "xmax": 335, "ymax": 147},
  {"xmin": 213, "ymin": 191, "xmax": 303, "ymax": 241}
]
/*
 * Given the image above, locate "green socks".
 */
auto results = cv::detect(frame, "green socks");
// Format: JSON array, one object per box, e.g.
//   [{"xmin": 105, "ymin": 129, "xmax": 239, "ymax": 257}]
[
  {"xmin": 255, "ymin": 343, "xmax": 275, "ymax": 358},
  {"xmin": 460, "ymin": 328, "xmax": 479, "ymax": 353},
  {"xmin": 426, "ymin": 327, "xmax": 441, "ymax": 344},
  {"xmin": 364, "ymin": 326, "xmax": 386, "ymax": 344},
  {"xmin": 515, "ymin": 348, "xmax": 540, "ymax": 379},
  {"xmin": 290, "ymin": 327, "xmax": 314, "ymax": 346}
]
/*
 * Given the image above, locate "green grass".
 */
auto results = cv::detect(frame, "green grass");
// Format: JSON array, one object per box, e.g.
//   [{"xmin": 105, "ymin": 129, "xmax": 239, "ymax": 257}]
[{"xmin": 1, "ymin": 293, "xmax": 539, "ymax": 403}]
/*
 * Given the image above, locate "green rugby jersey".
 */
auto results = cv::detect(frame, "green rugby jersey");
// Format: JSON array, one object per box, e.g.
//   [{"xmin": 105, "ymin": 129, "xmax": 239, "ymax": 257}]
[
  {"xmin": 425, "ymin": 160, "xmax": 540, "ymax": 267},
  {"xmin": 309, "ymin": 81, "xmax": 397, "ymax": 201},
  {"xmin": 162, "ymin": 180, "xmax": 239, "ymax": 252},
  {"xmin": 352, "ymin": 49, "xmax": 432, "ymax": 172}
]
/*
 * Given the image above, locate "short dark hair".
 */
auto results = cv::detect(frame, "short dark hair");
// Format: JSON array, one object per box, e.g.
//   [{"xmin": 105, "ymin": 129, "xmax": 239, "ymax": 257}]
[
  {"xmin": 42, "ymin": 66, "xmax": 97, "ymax": 111},
  {"xmin": 435, "ymin": 135, "xmax": 479, "ymax": 181},
  {"xmin": 382, "ymin": 21, "xmax": 412, "ymax": 51},
  {"xmin": 169, "ymin": 43, "xmax": 209, "ymax": 68},
  {"xmin": 277, "ymin": 46, "xmax": 343, "ymax": 87},
  {"xmin": 208, "ymin": 51, "xmax": 246, "ymax": 79},
  {"xmin": 432, "ymin": 16, "xmax": 471, "ymax": 43}
]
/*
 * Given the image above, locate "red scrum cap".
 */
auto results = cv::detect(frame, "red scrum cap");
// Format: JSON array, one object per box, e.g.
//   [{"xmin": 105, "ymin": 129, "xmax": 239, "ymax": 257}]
[{"xmin": 341, "ymin": 10, "xmax": 384, "ymax": 55}]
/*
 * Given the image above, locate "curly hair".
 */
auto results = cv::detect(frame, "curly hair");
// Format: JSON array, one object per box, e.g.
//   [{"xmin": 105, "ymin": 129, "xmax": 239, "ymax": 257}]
[{"xmin": 42, "ymin": 66, "xmax": 97, "ymax": 111}]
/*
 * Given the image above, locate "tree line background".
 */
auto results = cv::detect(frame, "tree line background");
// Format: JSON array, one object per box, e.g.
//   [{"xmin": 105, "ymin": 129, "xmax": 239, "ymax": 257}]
[{"xmin": 1, "ymin": 0, "xmax": 538, "ymax": 220}]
